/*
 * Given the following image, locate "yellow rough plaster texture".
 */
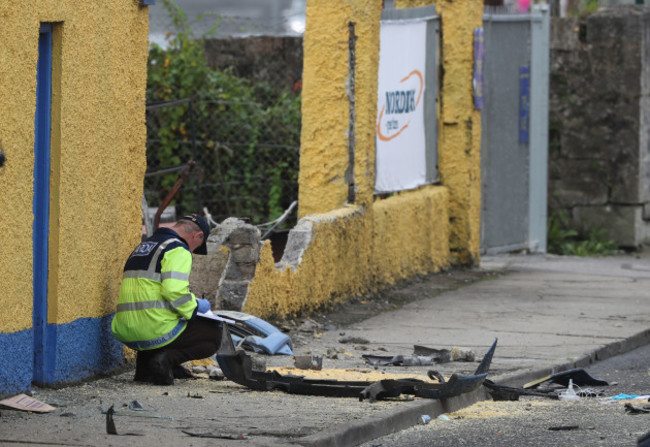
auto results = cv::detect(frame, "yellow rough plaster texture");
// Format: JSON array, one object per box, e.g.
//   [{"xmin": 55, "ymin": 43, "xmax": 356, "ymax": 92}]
[
  {"xmin": 298, "ymin": 0, "xmax": 352, "ymax": 217},
  {"xmin": 371, "ymin": 187, "xmax": 450, "ymax": 285},
  {"xmin": 246, "ymin": 187, "xmax": 450, "ymax": 319},
  {"xmin": 396, "ymin": 0, "xmax": 483, "ymax": 264},
  {"xmin": 0, "ymin": 1, "xmax": 149, "ymax": 332},
  {"xmin": 245, "ymin": 206, "xmax": 373, "ymax": 318},
  {"xmin": 299, "ymin": 0, "xmax": 381, "ymax": 217}
]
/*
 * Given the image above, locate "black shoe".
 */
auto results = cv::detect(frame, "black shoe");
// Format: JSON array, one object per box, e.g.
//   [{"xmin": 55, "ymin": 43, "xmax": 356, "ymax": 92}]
[
  {"xmin": 134, "ymin": 351, "xmax": 153, "ymax": 383},
  {"xmin": 148, "ymin": 352, "xmax": 174, "ymax": 385}
]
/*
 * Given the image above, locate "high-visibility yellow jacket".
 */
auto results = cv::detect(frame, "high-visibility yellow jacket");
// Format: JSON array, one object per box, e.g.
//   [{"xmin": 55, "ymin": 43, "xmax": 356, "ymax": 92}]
[{"xmin": 111, "ymin": 227, "xmax": 198, "ymax": 350}]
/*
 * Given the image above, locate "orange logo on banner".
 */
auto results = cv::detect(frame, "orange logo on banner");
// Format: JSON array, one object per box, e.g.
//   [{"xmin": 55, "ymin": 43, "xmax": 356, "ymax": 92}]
[{"xmin": 377, "ymin": 70, "xmax": 423, "ymax": 142}]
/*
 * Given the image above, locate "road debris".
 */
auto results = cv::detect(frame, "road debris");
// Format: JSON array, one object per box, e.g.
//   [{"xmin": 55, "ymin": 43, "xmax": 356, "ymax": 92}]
[
  {"xmin": 214, "ymin": 310, "xmax": 294, "ymax": 355},
  {"xmin": 339, "ymin": 336, "xmax": 370, "ymax": 344},
  {"xmin": 413, "ymin": 345, "xmax": 452, "ymax": 363},
  {"xmin": 362, "ymin": 354, "xmax": 439, "ymax": 367},
  {"xmin": 294, "ymin": 355, "xmax": 323, "ymax": 370},
  {"xmin": 450, "ymin": 347, "xmax": 475, "ymax": 362},
  {"xmin": 363, "ymin": 345, "xmax": 477, "ymax": 366},
  {"xmin": 105, "ymin": 405, "xmax": 145, "ymax": 436},
  {"xmin": 217, "ymin": 324, "xmax": 497, "ymax": 402},
  {"xmin": 625, "ymin": 403, "xmax": 650, "ymax": 415},
  {"xmin": 548, "ymin": 425, "xmax": 580, "ymax": 431},
  {"xmin": 418, "ymin": 414, "xmax": 431, "ymax": 425},
  {"xmin": 483, "ymin": 379, "xmax": 560, "ymax": 401},
  {"xmin": 182, "ymin": 430, "xmax": 247, "ymax": 439},
  {"xmin": 557, "ymin": 379, "xmax": 580, "ymax": 401},
  {"xmin": 128, "ymin": 400, "xmax": 145, "ymax": 411},
  {"xmin": 0, "ymin": 394, "xmax": 56, "ymax": 413},
  {"xmin": 101, "ymin": 408, "xmax": 172, "ymax": 419},
  {"xmin": 524, "ymin": 368, "xmax": 609, "ymax": 389},
  {"xmin": 106, "ymin": 405, "xmax": 118, "ymax": 435}
]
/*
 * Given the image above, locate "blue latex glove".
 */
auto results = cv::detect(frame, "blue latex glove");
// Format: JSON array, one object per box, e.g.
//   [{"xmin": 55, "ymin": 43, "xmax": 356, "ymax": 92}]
[{"xmin": 196, "ymin": 298, "xmax": 210, "ymax": 314}]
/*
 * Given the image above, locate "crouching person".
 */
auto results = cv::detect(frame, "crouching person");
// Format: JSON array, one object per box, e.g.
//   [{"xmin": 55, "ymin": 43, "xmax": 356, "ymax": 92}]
[{"xmin": 111, "ymin": 214, "xmax": 222, "ymax": 385}]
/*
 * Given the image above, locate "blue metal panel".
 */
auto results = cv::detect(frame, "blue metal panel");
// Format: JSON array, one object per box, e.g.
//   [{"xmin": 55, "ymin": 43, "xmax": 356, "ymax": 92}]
[
  {"xmin": 473, "ymin": 28, "xmax": 485, "ymax": 110},
  {"xmin": 519, "ymin": 66, "xmax": 530, "ymax": 144},
  {"xmin": 33, "ymin": 23, "xmax": 54, "ymax": 384}
]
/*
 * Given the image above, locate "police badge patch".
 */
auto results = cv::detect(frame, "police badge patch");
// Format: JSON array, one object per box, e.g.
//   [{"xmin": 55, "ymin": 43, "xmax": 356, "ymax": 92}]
[{"xmin": 132, "ymin": 241, "xmax": 157, "ymax": 257}]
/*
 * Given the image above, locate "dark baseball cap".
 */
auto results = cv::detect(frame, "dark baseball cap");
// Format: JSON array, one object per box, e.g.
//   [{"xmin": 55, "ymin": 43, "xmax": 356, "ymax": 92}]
[{"xmin": 180, "ymin": 214, "xmax": 210, "ymax": 255}]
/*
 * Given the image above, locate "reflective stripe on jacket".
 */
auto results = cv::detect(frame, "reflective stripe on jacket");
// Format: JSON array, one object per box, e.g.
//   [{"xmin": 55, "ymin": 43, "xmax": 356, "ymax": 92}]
[{"xmin": 111, "ymin": 227, "xmax": 198, "ymax": 350}]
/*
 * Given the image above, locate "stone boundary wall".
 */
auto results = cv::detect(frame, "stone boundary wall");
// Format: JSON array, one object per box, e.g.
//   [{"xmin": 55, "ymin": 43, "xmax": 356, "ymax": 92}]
[
  {"xmin": 548, "ymin": 6, "xmax": 650, "ymax": 247},
  {"xmin": 203, "ymin": 36, "xmax": 303, "ymax": 92},
  {"xmin": 190, "ymin": 218, "xmax": 262, "ymax": 311}
]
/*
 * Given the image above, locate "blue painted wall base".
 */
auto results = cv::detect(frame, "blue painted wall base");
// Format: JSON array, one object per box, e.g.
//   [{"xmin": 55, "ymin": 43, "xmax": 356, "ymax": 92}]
[
  {"xmin": 0, "ymin": 314, "xmax": 124, "ymax": 397},
  {"xmin": 0, "ymin": 329, "xmax": 34, "ymax": 396}
]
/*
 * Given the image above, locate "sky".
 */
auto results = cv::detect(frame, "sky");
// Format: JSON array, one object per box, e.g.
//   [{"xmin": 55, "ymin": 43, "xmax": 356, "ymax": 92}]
[{"xmin": 148, "ymin": 0, "xmax": 307, "ymax": 46}]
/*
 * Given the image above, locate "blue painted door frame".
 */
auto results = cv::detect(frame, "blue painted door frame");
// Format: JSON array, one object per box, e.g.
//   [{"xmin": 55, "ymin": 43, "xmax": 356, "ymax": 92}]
[{"xmin": 33, "ymin": 23, "xmax": 54, "ymax": 384}]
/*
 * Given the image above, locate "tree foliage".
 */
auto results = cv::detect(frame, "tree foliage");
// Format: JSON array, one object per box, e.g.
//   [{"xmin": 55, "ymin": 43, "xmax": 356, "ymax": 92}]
[{"xmin": 145, "ymin": 0, "xmax": 301, "ymax": 224}]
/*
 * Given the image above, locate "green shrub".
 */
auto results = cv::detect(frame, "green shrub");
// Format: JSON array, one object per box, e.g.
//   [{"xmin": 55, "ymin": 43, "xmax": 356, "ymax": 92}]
[
  {"xmin": 145, "ymin": 0, "xmax": 301, "ymax": 224},
  {"xmin": 547, "ymin": 211, "xmax": 617, "ymax": 257}
]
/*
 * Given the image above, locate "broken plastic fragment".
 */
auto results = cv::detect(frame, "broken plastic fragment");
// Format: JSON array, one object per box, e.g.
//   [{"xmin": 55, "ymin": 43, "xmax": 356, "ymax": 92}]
[
  {"xmin": 213, "ymin": 310, "xmax": 294, "ymax": 355},
  {"xmin": 625, "ymin": 403, "xmax": 650, "ymax": 415},
  {"xmin": 106, "ymin": 405, "xmax": 118, "ymax": 435},
  {"xmin": 128, "ymin": 400, "xmax": 145, "ymax": 411},
  {"xmin": 557, "ymin": 379, "xmax": 580, "ymax": 401},
  {"xmin": 524, "ymin": 368, "xmax": 608, "ymax": 389},
  {"xmin": 483, "ymin": 379, "xmax": 559, "ymax": 401}
]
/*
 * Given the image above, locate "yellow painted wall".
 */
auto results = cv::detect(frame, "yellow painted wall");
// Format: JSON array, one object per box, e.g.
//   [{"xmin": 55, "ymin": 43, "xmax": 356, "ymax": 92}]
[
  {"xmin": 396, "ymin": 0, "xmax": 483, "ymax": 264},
  {"xmin": 245, "ymin": 189, "xmax": 450, "ymax": 319},
  {"xmin": 298, "ymin": 0, "xmax": 381, "ymax": 217},
  {"xmin": 0, "ymin": 1, "xmax": 149, "ymax": 333},
  {"xmin": 246, "ymin": 0, "xmax": 480, "ymax": 318}
]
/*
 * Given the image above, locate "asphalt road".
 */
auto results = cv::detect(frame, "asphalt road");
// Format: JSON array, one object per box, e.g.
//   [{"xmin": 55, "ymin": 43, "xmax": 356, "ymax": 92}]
[{"xmin": 360, "ymin": 343, "xmax": 650, "ymax": 447}]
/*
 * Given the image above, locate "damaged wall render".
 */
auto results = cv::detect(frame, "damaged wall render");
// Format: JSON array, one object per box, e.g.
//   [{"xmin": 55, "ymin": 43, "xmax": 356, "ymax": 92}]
[
  {"xmin": 240, "ymin": 0, "xmax": 479, "ymax": 319},
  {"xmin": 0, "ymin": 1, "xmax": 149, "ymax": 395}
]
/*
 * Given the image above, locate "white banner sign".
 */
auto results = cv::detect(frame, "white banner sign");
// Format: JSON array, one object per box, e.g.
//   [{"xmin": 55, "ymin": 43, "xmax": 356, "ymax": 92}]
[{"xmin": 375, "ymin": 20, "xmax": 427, "ymax": 193}]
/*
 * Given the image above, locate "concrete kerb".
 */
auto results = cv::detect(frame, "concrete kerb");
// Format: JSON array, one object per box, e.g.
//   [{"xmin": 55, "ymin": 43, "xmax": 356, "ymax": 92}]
[
  {"xmin": 296, "ymin": 388, "xmax": 490, "ymax": 447},
  {"xmin": 294, "ymin": 327, "xmax": 650, "ymax": 447}
]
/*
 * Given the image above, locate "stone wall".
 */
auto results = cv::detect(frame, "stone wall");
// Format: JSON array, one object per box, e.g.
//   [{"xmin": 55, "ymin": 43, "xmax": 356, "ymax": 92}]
[
  {"xmin": 190, "ymin": 218, "xmax": 262, "ymax": 311},
  {"xmin": 549, "ymin": 6, "xmax": 650, "ymax": 247},
  {"xmin": 203, "ymin": 36, "xmax": 303, "ymax": 91}
]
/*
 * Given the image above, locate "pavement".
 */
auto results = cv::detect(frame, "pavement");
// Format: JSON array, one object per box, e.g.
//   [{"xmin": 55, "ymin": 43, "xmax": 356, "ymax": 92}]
[{"xmin": 3, "ymin": 252, "xmax": 650, "ymax": 446}]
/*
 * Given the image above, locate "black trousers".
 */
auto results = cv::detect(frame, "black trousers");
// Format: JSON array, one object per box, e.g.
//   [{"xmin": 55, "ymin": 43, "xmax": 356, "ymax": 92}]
[{"xmin": 143, "ymin": 318, "xmax": 222, "ymax": 367}]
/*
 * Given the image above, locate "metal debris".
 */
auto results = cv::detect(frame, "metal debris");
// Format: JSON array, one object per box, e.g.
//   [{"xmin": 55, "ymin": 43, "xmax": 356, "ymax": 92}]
[{"xmin": 217, "ymin": 324, "xmax": 497, "ymax": 402}]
